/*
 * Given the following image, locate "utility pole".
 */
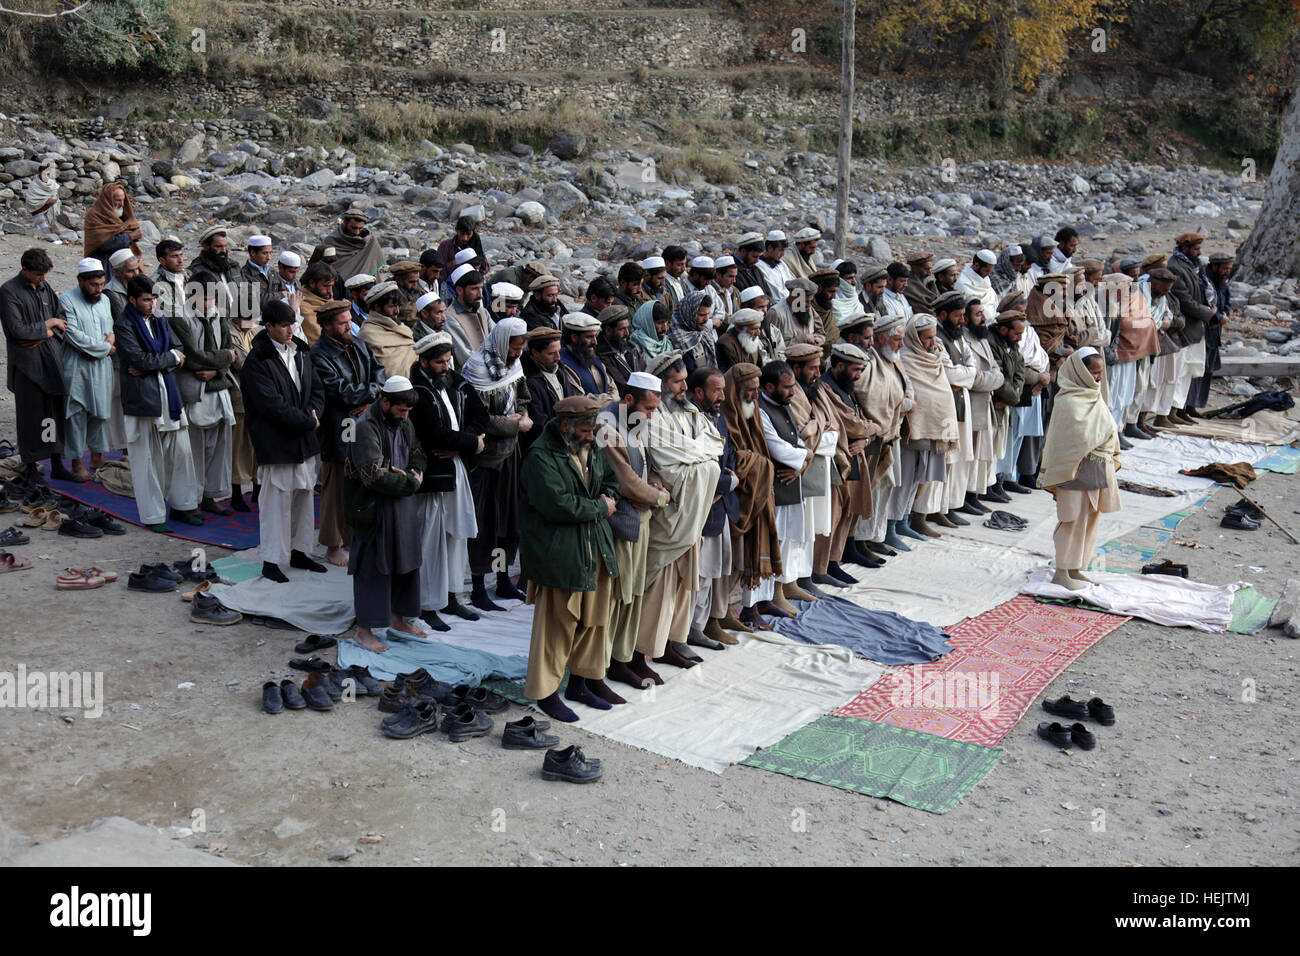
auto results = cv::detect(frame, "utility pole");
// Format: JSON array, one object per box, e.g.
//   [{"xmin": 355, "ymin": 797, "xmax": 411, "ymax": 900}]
[{"xmin": 834, "ymin": 0, "xmax": 856, "ymax": 258}]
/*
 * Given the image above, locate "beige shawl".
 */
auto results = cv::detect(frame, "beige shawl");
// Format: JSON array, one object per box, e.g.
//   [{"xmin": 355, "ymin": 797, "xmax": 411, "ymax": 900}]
[
  {"xmin": 1040, "ymin": 350, "xmax": 1121, "ymax": 490},
  {"xmin": 898, "ymin": 315, "xmax": 958, "ymax": 444}
]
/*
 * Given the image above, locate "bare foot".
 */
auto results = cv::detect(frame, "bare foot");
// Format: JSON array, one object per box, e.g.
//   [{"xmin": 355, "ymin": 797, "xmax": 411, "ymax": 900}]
[
  {"xmin": 69, "ymin": 465, "xmax": 92, "ymax": 480},
  {"xmin": 89, "ymin": 455, "xmax": 105, "ymax": 470},
  {"xmin": 354, "ymin": 628, "xmax": 389, "ymax": 652},
  {"xmin": 325, "ymin": 546, "xmax": 348, "ymax": 567}
]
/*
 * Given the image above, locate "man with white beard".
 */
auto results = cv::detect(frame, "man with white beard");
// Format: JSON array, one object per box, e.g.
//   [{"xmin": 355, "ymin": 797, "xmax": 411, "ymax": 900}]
[
  {"xmin": 636, "ymin": 351, "xmax": 723, "ymax": 670},
  {"xmin": 955, "ymin": 298, "xmax": 1005, "ymax": 517},
  {"xmin": 932, "ymin": 292, "xmax": 979, "ymax": 529},
  {"xmin": 714, "ymin": 307, "xmax": 765, "ymax": 370},
  {"xmin": 854, "ymin": 315, "xmax": 914, "ymax": 554}
]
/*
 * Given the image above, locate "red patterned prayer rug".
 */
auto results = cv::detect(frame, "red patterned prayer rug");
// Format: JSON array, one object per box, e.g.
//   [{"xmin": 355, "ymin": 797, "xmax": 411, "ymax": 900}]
[{"xmin": 833, "ymin": 595, "xmax": 1128, "ymax": 746}]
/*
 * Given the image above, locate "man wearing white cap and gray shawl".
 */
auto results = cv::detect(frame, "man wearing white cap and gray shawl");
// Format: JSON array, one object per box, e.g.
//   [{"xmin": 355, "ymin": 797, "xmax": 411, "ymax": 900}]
[
  {"xmin": 445, "ymin": 263, "xmax": 493, "ymax": 365},
  {"xmin": 992, "ymin": 245, "xmax": 1032, "ymax": 296},
  {"xmin": 754, "ymin": 230, "xmax": 796, "ymax": 303},
  {"xmin": 104, "ymin": 247, "xmax": 141, "ymax": 450},
  {"xmin": 459, "ymin": 316, "xmax": 534, "ymax": 612},
  {"xmin": 558, "ymin": 311, "xmax": 619, "ymax": 402},
  {"xmin": 59, "ymin": 258, "xmax": 117, "ymax": 479},
  {"xmin": 408, "ymin": 330, "xmax": 485, "ymax": 631},
  {"xmin": 411, "ymin": 289, "xmax": 447, "ymax": 343},
  {"xmin": 26, "ymin": 161, "xmax": 65, "ymax": 243},
  {"xmin": 343, "ymin": 374, "xmax": 427, "ymax": 653},
  {"xmin": 240, "ymin": 235, "xmax": 274, "ymax": 303},
  {"xmin": 786, "ymin": 226, "xmax": 822, "ymax": 279},
  {"xmin": 638, "ymin": 350, "xmax": 723, "ymax": 670}
]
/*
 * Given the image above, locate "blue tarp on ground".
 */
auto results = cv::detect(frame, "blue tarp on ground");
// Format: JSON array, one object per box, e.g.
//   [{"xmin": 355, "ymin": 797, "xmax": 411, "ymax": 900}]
[
  {"xmin": 768, "ymin": 596, "xmax": 953, "ymax": 665},
  {"xmin": 338, "ymin": 631, "xmax": 528, "ymax": 685}
]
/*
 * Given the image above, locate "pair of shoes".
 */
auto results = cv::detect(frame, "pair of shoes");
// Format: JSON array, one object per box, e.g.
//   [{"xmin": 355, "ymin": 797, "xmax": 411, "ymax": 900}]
[
  {"xmin": 391, "ymin": 668, "xmax": 454, "ymax": 705},
  {"xmin": 263, "ymin": 679, "xmax": 309, "ymax": 713},
  {"xmin": 448, "ymin": 683, "xmax": 509, "ymax": 713},
  {"xmin": 502, "ymin": 715, "xmax": 560, "ymax": 749},
  {"xmin": 1037, "ymin": 721, "xmax": 1096, "ymax": 750},
  {"xmin": 69, "ymin": 505, "xmax": 124, "ymax": 535},
  {"xmin": 1226, "ymin": 499, "xmax": 1263, "ymax": 520},
  {"xmin": 128, "ymin": 568, "xmax": 178, "ymax": 591},
  {"xmin": 382, "ymin": 699, "xmax": 440, "ymax": 739},
  {"xmin": 1043, "ymin": 695, "xmax": 1115, "ymax": 725},
  {"xmin": 1141, "ymin": 559, "xmax": 1189, "ymax": 577},
  {"xmin": 1221, "ymin": 511, "xmax": 1260, "ymax": 531},
  {"xmin": 442, "ymin": 701, "xmax": 494, "ymax": 741},
  {"xmin": 0, "ymin": 526, "xmax": 30, "ymax": 546},
  {"xmin": 300, "ymin": 674, "xmax": 334, "ymax": 710},
  {"xmin": 542, "ymin": 744, "xmax": 603, "ymax": 783},
  {"xmin": 56, "ymin": 568, "xmax": 107, "ymax": 590},
  {"xmin": 190, "ymin": 592, "xmax": 242, "ymax": 625}
]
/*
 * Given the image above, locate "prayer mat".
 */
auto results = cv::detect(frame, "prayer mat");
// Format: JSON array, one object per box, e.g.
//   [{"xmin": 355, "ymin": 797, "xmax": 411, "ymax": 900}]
[
  {"xmin": 768, "ymin": 596, "xmax": 953, "ymax": 665},
  {"xmin": 1022, "ymin": 567, "xmax": 1238, "ymax": 632},
  {"xmin": 741, "ymin": 715, "xmax": 1002, "ymax": 814},
  {"xmin": 834, "ymin": 595, "xmax": 1127, "ymax": 746},
  {"xmin": 1118, "ymin": 434, "xmax": 1273, "ymax": 495},
  {"xmin": 1154, "ymin": 409, "xmax": 1300, "ymax": 445},
  {"xmin": 488, "ymin": 632, "xmax": 883, "ymax": 773},
  {"xmin": 339, "ymin": 634, "xmax": 527, "ymax": 686},
  {"xmin": 1253, "ymin": 445, "xmax": 1300, "ymax": 475},
  {"xmin": 41, "ymin": 452, "xmax": 306, "ymax": 551},
  {"xmin": 1229, "ymin": 586, "xmax": 1277, "ymax": 635},
  {"xmin": 1092, "ymin": 537, "xmax": 1162, "ymax": 574}
]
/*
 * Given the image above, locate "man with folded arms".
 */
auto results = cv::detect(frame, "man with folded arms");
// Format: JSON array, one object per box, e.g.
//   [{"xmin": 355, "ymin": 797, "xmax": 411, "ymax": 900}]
[
  {"xmin": 240, "ymin": 300, "xmax": 325, "ymax": 583},
  {"xmin": 312, "ymin": 299, "xmax": 386, "ymax": 567},
  {"xmin": 854, "ymin": 314, "xmax": 913, "ymax": 555},
  {"xmin": 59, "ymin": 258, "xmax": 116, "ymax": 481},
  {"xmin": 785, "ymin": 342, "xmax": 844, "ymax": 593},
  {"xmin": 521, "ymin": 394, "xmax": 622, "ymax": 722},
  {"xmin": 819, "ymin": 341, "xmax": 882, "ymax": 573},
  {"xmin": 597, "ymin": 371, "xmax": 671, "ymax": 689},
  {"xmin": 637, "ymin": 351, "xmax": 723, "ymax": 669},
  {"xmin": 114, "ymin": 275, "xmax": 202, "ymax": 532}
]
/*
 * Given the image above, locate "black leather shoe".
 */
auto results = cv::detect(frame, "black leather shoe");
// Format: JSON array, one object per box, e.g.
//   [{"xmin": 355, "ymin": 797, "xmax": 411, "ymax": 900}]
[
  {"xmin": 190, "ymin": 592, "xmax": 242, "ymax": 625},
  {"xmin": 301, "ymin": 678, "xmax": 334, "ymax": 711},
  {"xmin": 441, "ymin": 702, "xmax": 493, "ymax": 741},
  {"xmin": 128, "ymin": 570, "xmax": 176, "ymax": 592},
  {"xmin": 502, "ymin": 716, "xmax": 561, "ymax": 750},
  {"xmin": 382, "ymin": 700, "xmax": 440, "ymax": 739},
  {"xmin": 1226, "ymin": 499, "xmax": 1263, "ymax": 520},
  {"xmin": 262, "ymin": 680, "xmax": 283, "ymax": 714},
  {"xmin": 1070, "ymin": 722, "xmax": 1097, "ymax": 750},
  {"xmin": 448, "ymin": 684, "xmax": 509, "ymax": 713},
  {"xmin": 280, "ymin": 679, "xmax": 307, "ymax": 710},
  {"xmin": 1042, "ymin": 695, "xmax": 1091, "ymax": 720},
  {"xmin": 1036, "ymin": 721, "xmax": 1073, "ymax": 747},
  {"xmin": 147, "ymin": 563, "xmax": 184, "ymax": 583},
  {"xmin": 57, "ymin": 516, "xmax": 103, "ymax": 539},
  {"xmin": 542, "ymin": 745, "xmax": 603, "ymax": 783},
  {"xmin": 1087, "ymin": 697, "xmax": 1116, "ymax": 726},
  {"xmin": 1221, "ymin": 512, "xmax": 1260, "ymax": 530},
  {"xmin": 347, "ymin": 665, "xmax": 384, "ymax": 696},
  {"xmin": 687, "ymin": 626, "xmax": 725, "ymax": 650}
]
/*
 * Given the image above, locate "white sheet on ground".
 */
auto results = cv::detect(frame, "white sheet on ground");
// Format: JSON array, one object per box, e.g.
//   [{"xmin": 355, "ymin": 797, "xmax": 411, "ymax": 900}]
[
  {"xmin": 1021, "ymin": 567, "xmax": 1240, "ymax": 632},
  {"xmin": 943, "ymin": 487, "xmax": 1201, "ymax": 558},
  {"xmin": 835, "ymin": 536, "xmax": 1041, "ymax": 627},
  {"xmin": 548, "ymin": 630, "xmax": 883, "ymax": 773},
  {"xmin": 1118, "ymin": 434, "xmax": 1273, "ymax": 493},
  {"xmin": 209, "ymin": 554, "xmax": 356, "ymax": 634}
]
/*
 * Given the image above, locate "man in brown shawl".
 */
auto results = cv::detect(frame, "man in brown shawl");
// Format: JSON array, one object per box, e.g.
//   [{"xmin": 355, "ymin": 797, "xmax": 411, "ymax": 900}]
[
  {"xmin": 721, "ymin": 362, "xmax": 782, "ymax": 630},
  {"xmin": 83, "ymin": 182, "xmax": 143, "ymax": 273},
  {"xmin": 322, "ymin": 208, "xmax": 384, "ymax": 296},
  {"xmin": 820, "ymin": 341, "xmax": 883, "ymax": 574}
]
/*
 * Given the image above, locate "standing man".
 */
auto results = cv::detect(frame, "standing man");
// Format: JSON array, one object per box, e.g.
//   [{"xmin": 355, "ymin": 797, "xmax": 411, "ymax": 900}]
[
  {"xmin": 754, "ymin": 231, "xmax": 796, "ymax": 305},
  {"xmin": 1167, "ymin": 231, "xmax": 1216, "ymax": 421},
  {"xmin": 904, "ymin": 251, "xmax": 937, "ymax": 314},
  {"xmin": 734, "ymin": 233, "xmax": 771, "ymax": 300},
  {"xmin": 445, "ymin": 264, "xmax": 493, "ymax": 366},
  {"xmin": 325, "ymin": 208, "xmax": 384, "ymax": 295},
  {"xmin": 1191, "ymin": 251, "xmax": 1234, "ymax": 412},
  {"xmin": 614, "ymin": 262, "xmax": 645, "ymax": 314},
  {"xmin": 359, "ymin": 281, "xmax": 417, "ymax": 379},
  {"xmin": 2, "ymin": 249, "xmax": 74, "ymax": 484},
  {"xmin": 104, "ymin": 248, "xmax": 141, "ymax": 453},
  {"xmin": 594, "ymin": 305, "xmax": 644, "ymax": 393},
  {"xmin": 59, "ymin": 258, "xmax": 116, "ymax": 480},
  {"xmin": 787, "ymin": 227, "xmax": 821, "ymax": 279},
  {"xmin": 294, "ymin": 260, "xmax": 337, "ymax": 346},
  {"xmin": 820, "ymin": 342, "xmax": 882, "ymax": 571},
  {"xmin": 520, "ymin": 394, "xmax": 622, "ymax": 722},
  {"xmin": 960, "ymin": 298, "xmax": 1007, "ymax": 516},
  {"xmin": 521, "ymin": 326, "xmax": 572, "ymax": 450},
  {"xmin": 343, "ymin": 377, "xmax": 427, "ymax": 653},
  {"xmin": 855, "ymin": 315, "xmax": 912, "ymax": 554},
  {"xmin": 240, "ymin": 235, "xmax": 274, "ymax": 304},
  {"xmin": 521, "ymin": 273, "xmax": 564, "ymax": 331},
  {"xmin": 412, "ymin": 290, "xmax": 448, "ymax": 343},
  {"xmin": 313, "ymin": 299, "xmax": 386, "ymax": 567},
  {"xmin": 113, "ymin": 275, "xmax": 202, "ymax": 532},
  {"xmin": 558, "ymin": 312, "xmax": 619, "ymax": 401},
  {"xmin": 754, "ymin": 359, "xmax": 814, "ymax": 615},
  {"xmin": 240, "ymin": 300, "xmax": 325, "ymax": 583}
]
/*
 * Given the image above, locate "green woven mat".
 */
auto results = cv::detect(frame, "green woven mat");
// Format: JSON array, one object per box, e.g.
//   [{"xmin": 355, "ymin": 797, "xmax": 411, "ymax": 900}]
[
  {"xmin": 1229, "ymin": 586, "xmax": 1277, "ymax": 635},
  {"xmin": 742, "ymin": 715, "xmax": 1002, "ymax": 814}
]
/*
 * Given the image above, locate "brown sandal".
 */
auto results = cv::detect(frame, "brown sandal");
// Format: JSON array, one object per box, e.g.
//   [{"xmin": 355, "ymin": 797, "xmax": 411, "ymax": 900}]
[
  {"xmin": 67, "ymin": 566, "xmax": 119, "ymax": 584},
  {"xmin": 0, "ymin": 550, "xmax": 33, "ymax": 573},
  {"xmin": 22, "ymin": 506, "xmax": 49, "ymax": 528},
  {"xmin": 57, "ymin": 569, "xmax": 106, "ymax": 590},
  {"xmin": 181, "ymin": 580, "xmax": 211, "ymax": 602},
  {"xmin": 42, "ymin": 509, "xmax": 68, "ymax": 531}
]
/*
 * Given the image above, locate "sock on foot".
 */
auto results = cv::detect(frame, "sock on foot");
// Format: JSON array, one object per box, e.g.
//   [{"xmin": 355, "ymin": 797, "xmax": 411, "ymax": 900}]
[
  {"xmin": 470, "ymin": 576, "xmax": 505, "ymax": 612},
  {"xmin": 262, "ymin": 562, "xmax": 289, "ymax": 583},
  {"xmin": 607, "ymin": 659, "xmax": 651, "ymax": 689},
  {"xmin": 419, "ymin": 609, "xmax": 451, "ymax": 632},
  {"xmin": 537, "ymin": 692, "xmax": 579, "ymax": 723},
  {"xmin": 587, "ymin": 678, "xmax": 627, "ymax": 705},
  {"xmin": 495, "ymin": 572, "xmax": 526, "ymax": 601},
  {"xmin": 444, "ymin": 593, "xmax": 480, "ymax": 620},
  {"xmin": 629, "ymin": 651, "xmax": 664, "ymax": 685},
  {"xmin": 564, "ymin": 676, "xmax": 612, "ymax": 711},
  {"xmin": 290, "ymin": 550, "xmax": 327, "ymax": 573}
]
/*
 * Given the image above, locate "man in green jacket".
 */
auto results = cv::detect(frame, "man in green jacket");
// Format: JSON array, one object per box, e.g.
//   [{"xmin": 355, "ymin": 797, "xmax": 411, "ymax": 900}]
[{"xmin": 520, "ymin": 394, "xmax": 621, "ymax": 722}]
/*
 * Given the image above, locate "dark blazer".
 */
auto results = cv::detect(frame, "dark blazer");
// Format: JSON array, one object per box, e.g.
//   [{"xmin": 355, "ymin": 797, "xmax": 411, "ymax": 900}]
[
  {"xmin": 409, "ymin": 362, "xmax": 486, "ymax": 493},
  {"xmin": 311, "ymin": 332, "xmax": 386, "ymax": 462},
  {"xmin": 1168, "ymin": 251, "xmax": 1213, "ymax": 347},
  {"xmin": 167, "ymin": 312, "xmax": 236, "ymax": 403},
  {"xmin": 240, "ymin": 329, "xmax": 322, "ymax": 465},
  {"xmin": 521, "ymin": 350, "xmax": 577, "ymax": 452},
  {"xmin": 595, "ymin": 336, "xmax": 645, "ymax": 393},
  {"xmin": 1, "ymin": 274, "xmax": 66, "ymax": 393},
  {"xmin": 114, "ymin": 305, "xmax": 183, "ymax": 419},
  {"xmin": 702, "ymin": 412, "xmax": 740, "ymax": 537}
]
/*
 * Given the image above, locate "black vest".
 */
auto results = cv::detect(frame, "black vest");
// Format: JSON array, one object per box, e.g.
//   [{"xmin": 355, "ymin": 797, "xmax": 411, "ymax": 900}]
[
  {"xmin": 761, "ymin": 394, "xmax": 804, "ymax": 507},
  {"xmin": 936, "ymin": 325, "xmax": 967, "ymax": 422}
]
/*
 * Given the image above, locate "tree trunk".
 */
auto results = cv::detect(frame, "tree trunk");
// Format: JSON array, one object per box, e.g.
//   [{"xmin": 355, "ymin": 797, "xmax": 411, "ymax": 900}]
[{"xmin": 1235, "ymin": 82, "xmax": 1300, "ymax": 282}]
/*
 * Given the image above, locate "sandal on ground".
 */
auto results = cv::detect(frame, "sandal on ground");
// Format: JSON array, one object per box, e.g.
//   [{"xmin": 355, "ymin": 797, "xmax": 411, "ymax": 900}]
[
  {"xmin": 289, "ymin": 656, "xmax": 334, "ymax": 673},
  {"xmin": 0, "ymin": 527, "xmax": 30, "ymax": 546},
  {"xmin": 294, "ymin": 634, "xmax": 338, "ymax": 654},
  {"xmin": 56, "ymin": 569, "xmax": 106, "ymax": 590},
  {"xmin": 65, "ymin": 566, "xmax": 119, "ymax": 584},
  {"xmin": 0, "ymin": 550, "xmax": 33, "ymax": 572}
]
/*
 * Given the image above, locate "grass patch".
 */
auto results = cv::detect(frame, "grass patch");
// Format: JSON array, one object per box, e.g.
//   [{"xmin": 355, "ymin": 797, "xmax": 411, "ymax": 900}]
[{"xmin": 658, "ymin": 147, "xmax": 742, "ymax": 185}]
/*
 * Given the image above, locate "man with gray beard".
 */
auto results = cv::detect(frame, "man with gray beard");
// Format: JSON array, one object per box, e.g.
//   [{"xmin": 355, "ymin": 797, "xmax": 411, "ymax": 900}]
[
  {"xmin": 852, "ymin": 314, "xmax": 914, "ymax": 555},
  {"xmin": 953, "ymin": 298, "xmax": 1006, "ymax": 518},
  {"xmin": 714, "ymin": 307, "xmax": 765, "ymax": 371}
]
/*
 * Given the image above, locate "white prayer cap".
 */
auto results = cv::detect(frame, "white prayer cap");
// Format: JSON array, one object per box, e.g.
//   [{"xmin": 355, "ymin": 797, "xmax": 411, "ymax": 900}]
[
  {"xmin": 875, "ymin": 314, "xmax": 905, "ymax": 335},
  {"xmin": 739, "ymin": 285, "xmax": 766, "ymax": 304},
  {"xmin": 975, "ymin": 249, "xmax": 997, "ymax": 265},
  {"xmin": 690, "ymin": 255, "xmax": 714, "ymax": 270},
  {"xmin": 933, "ymin": 257, "xmax": 958, "ymax": 272},
  {"xmin": 766, "ymin": 229, "xmax": 787, "ymax": 243},
  {"xmin": 640, "ymin": 255, "xmax": 666, "ymax": 271},
  {"xmin": 730, "ymin": 308, "xmax": 764, "ymax": 327},
  {"xmin": 1039, "ymin": 234, "xmax": 1058, "ymax": 247},
  {"xmin": 835, "ymin": 309, "xmax": 872, "ymax": 329},
  {"xmin": 382, "ymin": 375, "xmax": 413, "ymax": 394},
  {"xmin": 449, "ymin": 263, "xmax": 475, "ymax": 286},
  {"xmin": 365, "ymin": 280, "xmax": 398, "ymax": 304},
  {"xmin": 828, "ymin": 258, "xmax": 844, "ymax": 270},
  {"xmin": 1008, "ymin": 245, "xmax": 1024, "ymax": 257},
  {"xmin": 76, "ymin": 257, "xmax": 105, "ymax": 276},
  {"xmin": 492, "ymin": 281, "xmax": 524, "ymax": 302},
  {"xmin": 1075, "ymin": 346, "xmax": 1100, "ymax": 361},
  {"xmin": 562, "ymin": 312, "xmax": 601, "ymax": 332},
  {"xmin": 279, "ymin": 251, "xmax": 302, "ymax": 268},
  {"xmin": 831, "ymin": 342, "xmax": 870, "ymax": 364},
  {"xmin": 713, "ymin": 255, "xmax": 735, "ymax": 269},
  {"xmin": 415, "ymin": 290, "xmax": 440, "ymax": 313},
  {"xmin": 414, "ymin": 331, "xmax": 453, "ymax": 355},
  {"xmin": 626, "ymin": 371, "xmax": 662, "ymax": 392},
  {"xmin": 793, "ymin": 227, "xmax": 821, "ymax": 242},
  {"xmin": 344, "ymin": 273, "xmax": 375, "ymax": 289},
  {"xmin": 108, "ymin": 249, "xmax": 137, "ymax": 269},
  {"xmin": 454, "ymin": 247, "xmax": 476, "ymax": 266},
  {"xmin": 248, "ymin": 235, "xmax": 272, "ymax": 248}
]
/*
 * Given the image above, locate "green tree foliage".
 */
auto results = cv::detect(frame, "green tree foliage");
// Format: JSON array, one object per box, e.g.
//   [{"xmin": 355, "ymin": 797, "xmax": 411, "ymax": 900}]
[{"xmin": 57, "ymin": 0, "xmax": 193, "ymax": 76}]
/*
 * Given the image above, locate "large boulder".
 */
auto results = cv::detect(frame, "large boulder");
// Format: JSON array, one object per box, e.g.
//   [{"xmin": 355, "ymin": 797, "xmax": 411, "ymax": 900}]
[
  {"xmin": 298, "ymin": 95, "xmax": 337, "ymax": 119},
  {"xmin": 175, "ymin": 134, "xmax": 204, "ymax": 167},
  {"xmin": 540, "ymin": 180, "xmax": 588, "ymax": 219},
  {"xmin": 547, "ymin": 132, "xmax": 586, "ymax": 160},
  {"xmin": 514, "ymin": 200, "xmax": 546, "ymax": 225}
]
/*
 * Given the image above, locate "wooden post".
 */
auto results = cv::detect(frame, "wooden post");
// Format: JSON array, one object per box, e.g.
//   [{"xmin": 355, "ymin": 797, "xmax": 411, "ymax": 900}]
[{"xmin": 834, "ymin": 0, "xmax": 856, "ymax": 258}]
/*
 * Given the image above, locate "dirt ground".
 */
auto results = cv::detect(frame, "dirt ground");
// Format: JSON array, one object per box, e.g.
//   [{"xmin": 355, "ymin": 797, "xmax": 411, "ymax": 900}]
[{"xmin": 1, "ymin": 233, "xmax": 1296, "ymax": 867}]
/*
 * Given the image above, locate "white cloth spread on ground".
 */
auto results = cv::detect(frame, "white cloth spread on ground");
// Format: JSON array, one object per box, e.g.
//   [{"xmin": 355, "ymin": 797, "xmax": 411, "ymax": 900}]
[
  {"xmin": 1118, "ymin": 433, "xmax": 1274, "ymax": 493},
  {"xmin": 1021, "ymin": 568, "xmax": 1239, "ymax": 632}
]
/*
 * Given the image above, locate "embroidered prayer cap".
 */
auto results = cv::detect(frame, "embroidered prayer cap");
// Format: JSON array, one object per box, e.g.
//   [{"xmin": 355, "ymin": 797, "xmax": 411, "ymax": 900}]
[
  {"xmin": 491, "ymin": 282, "xmax": 524, "ymax": 302},
  {"xmin": 793, "ymin": 227, "xmax": 821, "ymax": 242},
  {"xmin": 345, "ymin": 273, "xmax": 376, "ymax": 289},
  {"xmin": 640, "ymin": 255, "xmax": 666, "ymax": 271},
  {"xmin": 932, "ymin": 257, "xmax": 958, "ymax": 272},
  {"xmin": 109, "ymin": 249, "xmax": 137, "ymax": 269},
  {"xmin": 449, "ymin": 263, "xmax": 478, "ymax": 286},
  {"xmin": 690, "ymin": 255, "xmax": 715, "ymax": 270},
  {"xmin": 383, "ymin": 375, "xmax": 414, "ymax": 394},
  {"xmin": 453, "ymin": 248, "xmax": 477, "ymax": 266},
  {"xmin": 766, "ymin": 230, "xmax": 788, "ymax": 244},
  {"xmin": 76, "ymin": 257, "xmax": 105, "ymax": 276},
  {"xmin": 714, "ymin": 255, "xmax": 736, "ymax": 269}
]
